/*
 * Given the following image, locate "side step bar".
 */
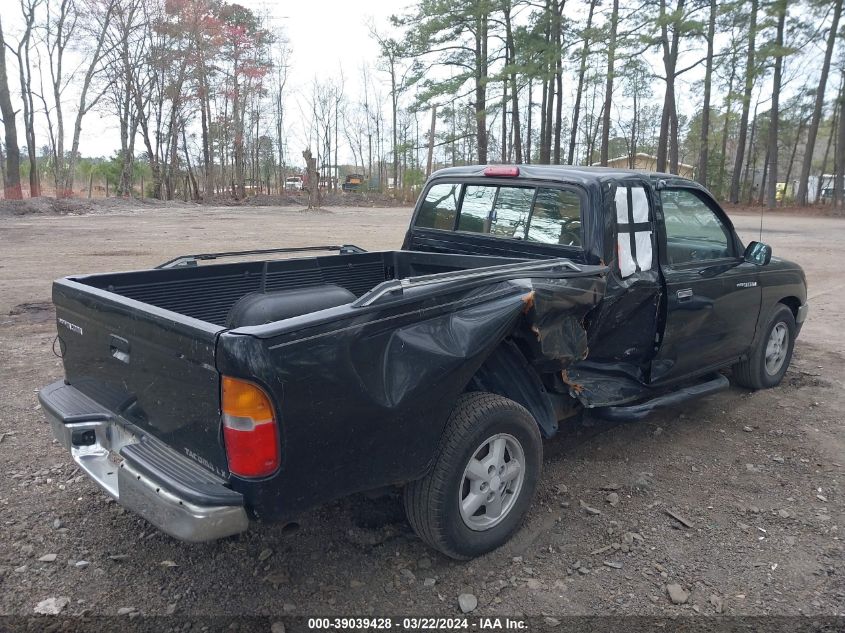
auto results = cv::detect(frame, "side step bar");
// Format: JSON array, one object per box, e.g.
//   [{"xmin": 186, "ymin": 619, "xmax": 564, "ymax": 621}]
[{"xmin": 594, "ymin": 373, "xmax": 730, "ymax": 422}]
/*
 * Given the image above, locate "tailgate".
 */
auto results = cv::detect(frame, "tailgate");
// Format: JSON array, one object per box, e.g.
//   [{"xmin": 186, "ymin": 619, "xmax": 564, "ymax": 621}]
[{"xmin": 53, "ymin": 277, "xmax": 229, "ymax": 477}]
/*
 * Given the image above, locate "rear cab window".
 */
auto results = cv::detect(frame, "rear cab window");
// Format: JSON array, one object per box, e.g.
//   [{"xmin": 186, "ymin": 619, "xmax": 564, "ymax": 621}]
[
  {"xmin": 414, "ymin": 181, "xmax": 583, "ymax": 247},
  {"xmin": 415, "ymin": 183, "xmax": 461, "ymax": 230}
]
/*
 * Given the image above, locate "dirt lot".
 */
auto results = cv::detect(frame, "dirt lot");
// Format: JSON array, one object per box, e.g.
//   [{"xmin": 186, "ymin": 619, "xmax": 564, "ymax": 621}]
[{"xmin": 0, "ymin": 204, "xmax": 842, "ymax": 621}]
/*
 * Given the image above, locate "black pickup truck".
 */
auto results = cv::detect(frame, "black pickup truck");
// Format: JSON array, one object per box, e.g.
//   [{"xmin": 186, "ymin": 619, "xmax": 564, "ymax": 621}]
[{"xmin": 40, "ymin": 165, "xmax": 808, "ymax": 559}]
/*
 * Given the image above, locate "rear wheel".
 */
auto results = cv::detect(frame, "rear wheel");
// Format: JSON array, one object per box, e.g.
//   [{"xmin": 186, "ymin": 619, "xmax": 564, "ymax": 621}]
[
  {"xmin": 733, "ymin": 304, "xmax": 796, "ymax": 390},
  {"xmin": 403, "ymin": 393, "xmax": 542, "ymax": 560}
]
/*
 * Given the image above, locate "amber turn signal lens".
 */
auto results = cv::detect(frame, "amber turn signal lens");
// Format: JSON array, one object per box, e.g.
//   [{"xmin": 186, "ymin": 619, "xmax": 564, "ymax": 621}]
[
  {"xmin": 222, "ymin": 376, "xmax": 274, "ymax": 422},
  {"xmin": 221, "ymin": 376, "xmax": 280, "ymax": 478}
]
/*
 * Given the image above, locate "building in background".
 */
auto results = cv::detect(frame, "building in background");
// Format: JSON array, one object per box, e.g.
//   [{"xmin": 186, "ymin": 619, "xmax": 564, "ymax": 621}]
[{"xmin": 593, "ymin": 153, "xmax": 695, "ymax": 179}]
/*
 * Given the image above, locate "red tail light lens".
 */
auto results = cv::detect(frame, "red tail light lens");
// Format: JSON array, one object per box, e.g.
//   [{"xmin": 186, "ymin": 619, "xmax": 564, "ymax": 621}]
[
  {"xmin": 221, "ymin": 376, "xmax": 280, "ymax": 478},
  {"xmin": 484, "ymin": 166, "xmax": 520, "ymax": 177}
]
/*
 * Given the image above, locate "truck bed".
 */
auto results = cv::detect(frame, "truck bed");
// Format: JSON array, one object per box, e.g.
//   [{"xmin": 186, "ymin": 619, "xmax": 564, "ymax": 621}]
[
  {"xmin": 51, "ymin": 249, "xmax": 539, "ymax": 479},
  {"xmin": 74, "ymin": 250, "xmax": 523, "ymax": 327},
  {"xmin": 49, "ymin": 244, "xmax": 606, "ymax": 528}
]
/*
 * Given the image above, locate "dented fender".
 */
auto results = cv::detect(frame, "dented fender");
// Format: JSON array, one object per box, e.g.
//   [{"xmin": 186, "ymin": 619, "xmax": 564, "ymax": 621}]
[{"xmin": 215, "ymin": 267, "xmax": 606, "ymax": 521}]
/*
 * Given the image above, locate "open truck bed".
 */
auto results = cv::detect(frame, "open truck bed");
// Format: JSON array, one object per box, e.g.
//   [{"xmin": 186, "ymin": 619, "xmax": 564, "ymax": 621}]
[{"xmin": 44, "ymin": 246, "xmax": 605, "ymax": 540}]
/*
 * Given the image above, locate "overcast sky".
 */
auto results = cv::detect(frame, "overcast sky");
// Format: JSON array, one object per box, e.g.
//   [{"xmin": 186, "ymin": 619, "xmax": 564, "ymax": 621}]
[{"xmin": 3, "ymin": 0, "xmax": 802, "ymax": 164}]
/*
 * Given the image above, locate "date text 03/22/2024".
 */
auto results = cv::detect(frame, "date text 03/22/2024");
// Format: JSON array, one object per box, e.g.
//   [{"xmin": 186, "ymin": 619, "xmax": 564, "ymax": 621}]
[{"xmin": 306, "ymin": 617, "xmax": 528, "ymax": 630}]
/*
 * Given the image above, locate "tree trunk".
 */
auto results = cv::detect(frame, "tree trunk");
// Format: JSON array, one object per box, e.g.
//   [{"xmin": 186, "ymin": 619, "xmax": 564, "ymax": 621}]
[
  {"xmin": 568, "ymin": 0, "xmax": 597, "ymax": 165},
  {"xmin": 782, "ymin": 113, "xmax": 806, "ymax": 204},
  {"xmin": 589, "ymin": 101, "xmax": 605, "ymax": 164},
  {"xmin": 730, "ymin": 0, "xmax": 759, "ymax": 203},
  {"xmin": 501, "ymin": 61, "xmax": 508, "ymax": 162},
  {"xmin": 797, "ymin": 0, "xmax": 842, "ymax": 205},
  {"xmin": 131, "ymin": 71, "xmax": 162, "ymax": 199},
  {"xmin": 697, "ymin": 0, "xmax": 717, "ymax": 186},
  {"xmin": 0, "ymin": 19, "xmax": 22, "ymax": 199},
  {"xmin": 765, "ymin": 5, "xmax": 786, "ymax": 209},
  {"xmin": 63, "ymin": 1, "xmax": 115, "ymax": 197},
  {"xmin": 474, "ymin": 9, "xmax": 489, "ymax": 164},
  {"xmin": 657, "ymin": 0, "xmax": 683, "ymax": 173},
  {"xmin": 504, "ymin": 1, "xmax": 522, "ymax": 163},
  {"xmin": 743, "ymin": 102, "xmax": 759, "ymax": 204},
  {"xmin": 599, "ymin": 0, "xmax": 619, "ymax": 166},
  {"xmin": 539, "ymin": 78, "xmax": 548, "ymax": 163},
  {"xmin": 836, "ymin": 68, "xmax": 845, "ymax": 210},
  {"xmin": 717, "ymin": 56, "xmax": 737, "ymax": 199},
  {"xmin": 117, "ymin": 16, "xmax": 133, "ymax": 197},
  {"xmin": 814, "ymin": 100, "xmax": 842, "ymax": 203},
  {"xmin": 543, "ymin": 72, "xmax": 554, "ymax": 163},
  {"xmin": 15, "ymin": 2, "xmax": 39, "ymax": 197},
  {"xmin": 200, "ymin": 67, "xmax": 212, "ymax": 199},
  {"xmin": 540, "ymin": 1, "xmax": 553, "ymax": 164},
  {"xmin": 552, "ymin": 0, "xmax": 564, "ymax": 164},
  {"xmin": 182, "ymin": 127, "xmax": 199, "ymax": 200},
  {"xmin": 669, "ymin": 100, "xmax": 680, "ymax": 173},
  {"xmin": 303, "ymin": 148, "xmax": 319, "ymax": 209},
  {"xmin": 629, "ymin": 89, "xmax": 638, "ymax": 166},
  {"xmin": 426, "ymin": 105, "xmax": 436, "ymax": 175},
  {"xmin": 818, "ymin": 80, "xmax": 841, "ymax": 202},
  {"xmin": 233, "ymin": 59, "xmax": 245, "ymax": 198}
]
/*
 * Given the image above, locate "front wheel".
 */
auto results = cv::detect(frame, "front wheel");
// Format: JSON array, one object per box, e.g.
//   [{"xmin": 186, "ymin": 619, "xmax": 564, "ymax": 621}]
[
  {"xmin": 403, "ymin": 392, "xmax": 542, "ymax": 560},
  {"xmin": 733, "ymin": 304, "xmax": 796, "ymax": 390}
]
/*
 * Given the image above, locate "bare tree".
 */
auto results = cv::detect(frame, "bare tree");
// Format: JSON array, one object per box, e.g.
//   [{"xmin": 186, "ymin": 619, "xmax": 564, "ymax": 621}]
[
  {"xmin": 372, "ymin": 25, "xmax": 407, "ymax": 191},
  {"xmin": 63, "ymin": 0, "xmax": 116, "ymax": 196},
  {"xmin": 835, "ymin": 67, "xmax": 845, "ymax": 209},
  {"xmin": 12, "ymin": 0, "xmax": 42, "ymax": 197},
  {"xmin": 41, "ymin": 0, "xmax": 76, "ymax": 195},
  {"xmin": 765, "ymin": 1, "xmax": 787, "ymax": 209},
  {"xmin": 0, "ymin": 18, "xmax": 22, "ymax": 199},
  {"xmin": 568, "ymin": 0, "xmax": 598, "ymax": 165},
  {"xmin": 729, "ymin": 0, "xmax": 759, "ymax": 203},
  {"xmin": 599, "ymin": 0, "xmax": 618, "ymax": 166},
  {"xmin": 503, "ymin": 0, "xmax": 522, "ymax": 163},
  {"xmin": 696, "ymin": 0, "xmax": 716, "ymax": 187},
  {"xmin": 797, "ymin": 0, "xmax": 842, "ymax": 205}
]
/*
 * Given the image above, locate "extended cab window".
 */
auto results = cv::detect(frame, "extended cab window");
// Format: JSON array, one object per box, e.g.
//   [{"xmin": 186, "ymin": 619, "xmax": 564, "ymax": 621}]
[
  {"xmin": 416, "ymin": 183, "xmax": 460, "ymax": 230},
  {"xmin": 661, "ymin": 189, "xmax": 732, "ymax": 264},
  {"xmin": 416, "ymin": 182, "xmax": 582, "ymax": 247}
]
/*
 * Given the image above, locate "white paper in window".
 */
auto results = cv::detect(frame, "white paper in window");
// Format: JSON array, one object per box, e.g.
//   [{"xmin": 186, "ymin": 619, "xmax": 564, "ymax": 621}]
[
  {"xmin": 615, "ymin": 185, "xmax": 652, "ymax": 277},
  {"xmin": 631, "ymin": 186, "xmax": 652, "ymax": 272},
  {"xmin": 615, "ymin": 187, "xmax": 636, "ymax": 277}
]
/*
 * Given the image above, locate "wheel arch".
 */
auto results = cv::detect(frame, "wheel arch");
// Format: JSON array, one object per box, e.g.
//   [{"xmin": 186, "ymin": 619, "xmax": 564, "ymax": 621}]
[
  {"xmin": 465, "ymin": 339, "xmax": 560, "ymax": 438},
  {"xmin": 778, "ymin": 295, "xmax": 801, "ymax": 318}
]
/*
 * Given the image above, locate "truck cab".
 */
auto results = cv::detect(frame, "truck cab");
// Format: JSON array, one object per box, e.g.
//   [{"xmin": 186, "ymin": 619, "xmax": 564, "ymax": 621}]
[{"xmin": 404, "ymin": 165, "xmax": 808, "ymax": 406}]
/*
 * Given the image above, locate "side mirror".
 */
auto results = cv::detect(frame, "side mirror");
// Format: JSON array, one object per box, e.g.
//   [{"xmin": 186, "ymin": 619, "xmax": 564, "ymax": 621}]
[{"xmin": 744, "ymin": 241, "xmax": 772, "ymax": 266}]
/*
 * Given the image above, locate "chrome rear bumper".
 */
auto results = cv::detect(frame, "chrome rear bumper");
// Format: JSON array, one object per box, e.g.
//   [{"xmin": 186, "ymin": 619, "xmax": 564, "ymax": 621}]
[{"xmin": 41, "ymin": 381, "xmax": 248, "ymax": 542}]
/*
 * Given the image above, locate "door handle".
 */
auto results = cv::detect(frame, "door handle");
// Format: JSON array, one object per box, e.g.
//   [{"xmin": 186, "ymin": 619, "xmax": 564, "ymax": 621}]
[
  {"xmin": 676, "ymin": 288, "xmax": 693, "ymax": 302},
  {"xmin": 109, "ymin": 334, "xmax": 130, "ymax": 363}
]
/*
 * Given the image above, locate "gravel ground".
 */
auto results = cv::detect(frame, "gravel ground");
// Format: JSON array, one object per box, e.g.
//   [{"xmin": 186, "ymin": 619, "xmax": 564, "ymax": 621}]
[{"xmin": 0, "ymin": 204, "xmax": 842, "ymax": 620}]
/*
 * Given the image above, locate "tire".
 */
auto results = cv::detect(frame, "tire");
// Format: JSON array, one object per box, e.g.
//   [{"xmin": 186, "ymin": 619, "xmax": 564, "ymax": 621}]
[
  {"xmin": 403, "ymin": 392, "xmax": 542, "ymax": 560},
  {"xmin": 733, "ymin": 304, "xmax": 796, "ymax": 390}
]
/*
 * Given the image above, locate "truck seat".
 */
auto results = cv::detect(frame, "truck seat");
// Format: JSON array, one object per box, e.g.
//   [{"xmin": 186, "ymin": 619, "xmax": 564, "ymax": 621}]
[{"xmin": 225, "ymin": 285, "xmax": 356, "ymax": 328}]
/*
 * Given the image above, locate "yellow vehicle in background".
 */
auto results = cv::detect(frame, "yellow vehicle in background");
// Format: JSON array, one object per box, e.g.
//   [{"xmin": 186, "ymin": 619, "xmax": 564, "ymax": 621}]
[{"xmin": 342, "ymin": 174, "xmax": 365, "ymax": 192}]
